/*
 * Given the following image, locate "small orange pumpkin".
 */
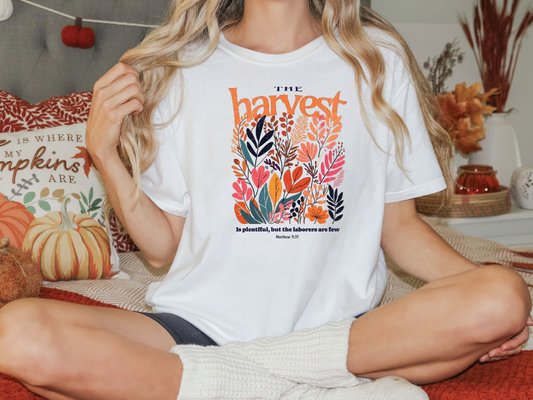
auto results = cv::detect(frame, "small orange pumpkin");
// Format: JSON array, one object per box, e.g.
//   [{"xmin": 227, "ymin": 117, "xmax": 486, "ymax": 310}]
[
  {"xmin": 0, "ymin": 193, "xmax": 35, "ymax": 250},
  {"xmin": 23, "ymin": 198, "xmax": 113, "ymax": 281}
]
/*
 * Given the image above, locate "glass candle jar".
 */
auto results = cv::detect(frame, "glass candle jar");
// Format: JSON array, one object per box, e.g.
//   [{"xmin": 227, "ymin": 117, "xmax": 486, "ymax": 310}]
[{"xmin": 455, "ymin": 165, "xmax": 500, "ymax": 195}]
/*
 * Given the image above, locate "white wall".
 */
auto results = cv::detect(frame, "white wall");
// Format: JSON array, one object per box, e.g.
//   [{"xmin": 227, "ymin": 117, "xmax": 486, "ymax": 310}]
[{"xmin": 372, "ymin": 0, "xmax": 533, "ymax": 166}]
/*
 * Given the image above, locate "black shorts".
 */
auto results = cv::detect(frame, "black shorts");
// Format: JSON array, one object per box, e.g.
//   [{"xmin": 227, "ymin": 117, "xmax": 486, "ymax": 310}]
[
  {"xmin": 141, "ymin": 311, "xmax": 368, "ymax": 347},
  {"xmin": 140, "ymin": 312, "xmax": 218, "ymax": 346}
]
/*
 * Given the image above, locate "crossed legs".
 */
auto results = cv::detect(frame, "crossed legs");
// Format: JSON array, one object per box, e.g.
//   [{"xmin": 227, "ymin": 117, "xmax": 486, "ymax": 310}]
[
  {"xmin": 348, "ymin": 265, "xmax": 531, "ymax": 385},
  {"xmin": 0, "ymin": 264, "xmax": 530, "ymax": 399},
  {"xmin": 0, "ymin": 300, "xmax": 183, "ymax": 400}
]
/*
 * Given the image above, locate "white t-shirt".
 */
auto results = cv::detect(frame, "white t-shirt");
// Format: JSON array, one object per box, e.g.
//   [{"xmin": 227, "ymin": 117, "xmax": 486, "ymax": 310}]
[{"xmin": 141, "ymin": 30, "xmax": 446, "ymax": 345}]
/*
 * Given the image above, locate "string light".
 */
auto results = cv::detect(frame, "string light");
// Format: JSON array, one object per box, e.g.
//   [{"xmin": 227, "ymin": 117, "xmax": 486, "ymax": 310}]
[{"xmin": 18, "ymin": 0, "xmax": 159, "ymax": 28}]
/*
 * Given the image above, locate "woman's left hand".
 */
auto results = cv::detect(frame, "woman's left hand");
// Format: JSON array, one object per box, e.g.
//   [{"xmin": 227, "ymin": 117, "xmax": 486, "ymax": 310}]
[{"xmin": 479, "ymin": 316, "xmax": 533, "ymax": 363}]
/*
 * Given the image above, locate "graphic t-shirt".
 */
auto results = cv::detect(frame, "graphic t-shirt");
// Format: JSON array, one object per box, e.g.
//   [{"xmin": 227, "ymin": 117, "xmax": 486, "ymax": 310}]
[{"xmin": 141, "ymin": 30, "xmax": 446, "ymax": 345}]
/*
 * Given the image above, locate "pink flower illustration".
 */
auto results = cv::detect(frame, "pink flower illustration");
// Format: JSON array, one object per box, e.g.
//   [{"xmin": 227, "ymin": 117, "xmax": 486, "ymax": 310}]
[
  {"xmin": 251, "ymin": 166, "xmax": 270, "ymax": 189},
  {"xmin": 270, "ymin": 201, "xmax": 293, "ymax": 224},
  {"xmin": 232, "ymin": 179, "xmax": 252, "ymax": 201}
]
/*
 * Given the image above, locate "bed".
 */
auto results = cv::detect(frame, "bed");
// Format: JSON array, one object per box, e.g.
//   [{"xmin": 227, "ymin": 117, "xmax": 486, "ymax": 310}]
[{"xmin": 2, "ymin": 1, "xmax": 533, "ymax": 399}]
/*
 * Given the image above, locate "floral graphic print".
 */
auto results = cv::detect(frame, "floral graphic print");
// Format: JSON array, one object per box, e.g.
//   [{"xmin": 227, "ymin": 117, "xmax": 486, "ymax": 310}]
[{"xmin": 232, "ymin": 100, "xmax": 346, "ymax": 225}]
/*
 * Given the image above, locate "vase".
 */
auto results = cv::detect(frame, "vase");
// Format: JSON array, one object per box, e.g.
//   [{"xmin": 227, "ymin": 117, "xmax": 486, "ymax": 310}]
[
  {"xmin": 456, "ymin": 165, "xmax": 500, "ymax": 195},
  {"xmin": 511, "ymin": 166, "xmax": 533, "ymax": 209},
  {"xmin": 468, "ymin": 113, "xmax": 522, "ymax": 188}
]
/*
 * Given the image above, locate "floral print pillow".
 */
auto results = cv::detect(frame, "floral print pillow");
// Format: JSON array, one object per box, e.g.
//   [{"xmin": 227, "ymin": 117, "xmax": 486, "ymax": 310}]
[
  {"xmin": 0, "ymin": 90, "xmax": 137, "ymax": 254},
  {"xmin": 0, "ymin": 123, "xmax": 121, "ymax": 281}
]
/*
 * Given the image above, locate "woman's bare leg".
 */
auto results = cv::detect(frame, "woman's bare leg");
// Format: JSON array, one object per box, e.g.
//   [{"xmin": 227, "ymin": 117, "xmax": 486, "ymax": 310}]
[
  {"xmin": 347, "ymin": 265, "xmax": 532, "ymax": 385},
  {"xmin": 2, "ymin": 265, "xmax": 529, "ymax": 398},
  {"xmin": 0, "ymin": 298, "xmax": 183, "ymax": 400}
]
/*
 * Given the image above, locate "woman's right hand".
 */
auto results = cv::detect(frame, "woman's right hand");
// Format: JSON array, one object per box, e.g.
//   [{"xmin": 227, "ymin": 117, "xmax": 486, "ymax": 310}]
[
  {"xmin": 85, "ymin": 64, "xmax": 185, "ymax": 267},
  {"xmin": 86, "ymin": 63, "xmax": 145, "ymax": 162}
]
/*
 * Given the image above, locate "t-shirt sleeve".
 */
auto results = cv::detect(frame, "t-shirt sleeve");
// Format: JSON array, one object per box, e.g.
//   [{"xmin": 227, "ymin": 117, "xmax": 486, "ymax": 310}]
[
  {"xmin": 384, "ymin": 55, "xmax": 447, "ymax": 203},
  {"xmin": 140, "ymin": 90, "xmax": 190, "ymax": 217}
]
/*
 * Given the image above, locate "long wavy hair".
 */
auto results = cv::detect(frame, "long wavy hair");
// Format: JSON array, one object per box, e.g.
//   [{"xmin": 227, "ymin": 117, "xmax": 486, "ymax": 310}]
[{"xmin": 115, "ymin": 0, "xmax": 453, "ymax": 217}]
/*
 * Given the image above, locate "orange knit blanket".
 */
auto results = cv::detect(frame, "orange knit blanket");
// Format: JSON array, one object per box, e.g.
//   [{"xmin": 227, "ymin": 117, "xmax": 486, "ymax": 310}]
[
  {"xmin": 422, "ymin": 351, "xmax": 533, "ymax": 399},
  {"xmin": 1, "ymin": 287, "xmax": 532, "ymax": 399}
]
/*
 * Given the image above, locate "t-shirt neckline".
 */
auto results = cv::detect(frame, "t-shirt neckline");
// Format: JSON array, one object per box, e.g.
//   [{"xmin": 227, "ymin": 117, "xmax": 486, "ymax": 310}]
[{"xmin": 219, "ymin": 32, "xmax": 326, "ymax": 64}]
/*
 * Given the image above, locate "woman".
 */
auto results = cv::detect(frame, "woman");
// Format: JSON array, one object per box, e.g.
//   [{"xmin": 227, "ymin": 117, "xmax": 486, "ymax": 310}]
[{"xmin": 0, "ymin": 0, "xmax": 531, "ymax": 399}]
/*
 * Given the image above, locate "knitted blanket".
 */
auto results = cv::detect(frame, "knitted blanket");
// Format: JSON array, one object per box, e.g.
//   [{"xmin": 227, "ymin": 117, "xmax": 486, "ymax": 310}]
[{"xmin": 423, "ymin": 351, "xmax": 533, "ymax": 399}]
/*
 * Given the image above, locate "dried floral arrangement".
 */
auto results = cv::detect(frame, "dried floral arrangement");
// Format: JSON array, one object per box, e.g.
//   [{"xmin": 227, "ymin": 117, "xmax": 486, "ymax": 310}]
[
  {"xmin": 437, "ymin": 83, "xmax": 497, "ymax": 155},
  {"xmin": 424, "ymin": 40, "xmax": 465, "ymax": 95},
  {"xmin": 460, "ymin": 0, "xmax": 533, "ymax": 112}
]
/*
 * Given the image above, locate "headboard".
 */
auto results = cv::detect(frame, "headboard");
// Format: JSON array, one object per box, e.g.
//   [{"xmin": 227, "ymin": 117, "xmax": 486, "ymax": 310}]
[
  {"xmin": 0, "ymin": 0, "xmax": 171, "ymax": 104},
  {"xmin": 1, "ymin": 0, "xmax": 374, "ymax": 104}
]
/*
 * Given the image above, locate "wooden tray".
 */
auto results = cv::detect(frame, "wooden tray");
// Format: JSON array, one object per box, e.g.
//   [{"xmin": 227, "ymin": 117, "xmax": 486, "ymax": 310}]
[{"xmin": 415, "ymin": 186, "xmax": 511, "ymax": 218}]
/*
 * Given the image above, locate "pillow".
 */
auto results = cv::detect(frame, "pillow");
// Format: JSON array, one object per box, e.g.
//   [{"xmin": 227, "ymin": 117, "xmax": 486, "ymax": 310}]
[
  {"xmin": 0, "ymin": 123, "xmax": 121, "ymax": 281},
  {"xmin": 0, "ymin": 90, "xmax": 138, "ymax": 253},
  {"xmin": 0, "ymin": 90, "xmax": 92, "ymax": 132}
]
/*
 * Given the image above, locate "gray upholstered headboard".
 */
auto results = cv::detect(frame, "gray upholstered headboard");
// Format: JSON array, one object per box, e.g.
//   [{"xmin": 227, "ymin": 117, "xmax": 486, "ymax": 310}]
[
  {"xmin": 0, "ymin": 0, "xmax": 373, "ymax": 104},
  {"xmin": 0, "ymin": 0, "xmax": 171, "ymax": 104}
]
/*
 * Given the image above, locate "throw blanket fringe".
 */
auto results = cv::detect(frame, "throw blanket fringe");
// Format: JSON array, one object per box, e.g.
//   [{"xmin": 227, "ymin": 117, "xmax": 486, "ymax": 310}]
[
  {"xmin": 380, "ymin": 216, "xmax": 533, "ymax": 307},
  {"xmin": 421, "ymin": 216, "xmax": 533, "ymax": 277}
]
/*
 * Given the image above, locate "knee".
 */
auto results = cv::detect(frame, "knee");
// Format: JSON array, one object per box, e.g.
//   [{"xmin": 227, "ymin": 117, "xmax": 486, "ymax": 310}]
[
  {"xmin": 0, "ymin": 299, "xmax": 65, "ymax": 387},
  {"xmin": 0, "ymin": 298, "xmax": 46, "ymax": 350},
  {"xmin": 471, "ymin": 265, "xmax": 531, "ymax": 342}
]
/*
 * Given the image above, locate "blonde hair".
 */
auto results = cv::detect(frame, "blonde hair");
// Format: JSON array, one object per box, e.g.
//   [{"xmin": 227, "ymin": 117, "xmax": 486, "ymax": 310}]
[{"xmin": 116, "ymin": 0, "xmax": 453, "ymax": 217}]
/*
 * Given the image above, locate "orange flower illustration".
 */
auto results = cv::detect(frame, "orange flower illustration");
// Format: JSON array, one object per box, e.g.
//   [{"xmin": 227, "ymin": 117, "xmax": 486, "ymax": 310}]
[
  {"xmin": 306, "ymin": 206, "xmax": 328, "ymax": 224},
  {"xmin": 297, "ymin": 142, "xmax": 318, "ymax": 163}
]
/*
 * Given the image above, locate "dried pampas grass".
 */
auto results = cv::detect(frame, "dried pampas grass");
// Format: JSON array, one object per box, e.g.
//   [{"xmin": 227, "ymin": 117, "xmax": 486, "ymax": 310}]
[{"xmin": 460, "ymin": 0, "xmax": 533, "ymax": 113}]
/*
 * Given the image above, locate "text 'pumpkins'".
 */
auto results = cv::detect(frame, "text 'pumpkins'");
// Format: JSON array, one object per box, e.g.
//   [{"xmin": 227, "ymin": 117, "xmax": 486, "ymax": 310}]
[
  {"xmin": 23, "ymin": 198, "xmax": 113, "ymax": 281},
  {"xmin": 0, "ymin": 193, "xmax": 35, "ymax": 250}
]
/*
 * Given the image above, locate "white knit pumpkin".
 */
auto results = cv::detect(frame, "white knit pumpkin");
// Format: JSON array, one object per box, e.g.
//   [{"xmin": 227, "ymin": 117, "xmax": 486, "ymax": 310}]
[{"xmin": 0, "ymin": 0, "xmax": 13, "ymax": 21}]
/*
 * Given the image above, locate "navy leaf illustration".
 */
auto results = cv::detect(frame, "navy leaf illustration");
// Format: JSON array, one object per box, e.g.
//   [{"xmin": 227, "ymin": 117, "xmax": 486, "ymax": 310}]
[
  {"xmin": 259, "ymin": 130, "xmax": 274, "ymax": 148},
  {"xmin": 327, "ymin": 186, "xmax": 344, "ymax": 223},
  {"xmin": 246, "ymin": 115, "xmax": 274, "ymax": 165},
  {"xmin": 246, "ymin": 129, "xmax": 258, "ymax": 148},
  {"xmin": 258, "ymin": 141, "xmax": 274, "ymax": 158},
  {"xmin": 246, "ymin": 141, "xmax": 257, "ymax": 157},
  {"xmin": 255, "ymin": 115, "xmax": 265, "ymax": 142}
]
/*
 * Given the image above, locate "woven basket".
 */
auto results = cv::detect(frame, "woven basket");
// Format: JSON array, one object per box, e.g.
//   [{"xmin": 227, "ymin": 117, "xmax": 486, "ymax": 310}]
[{"xmin": 415, "ymin": 186, "xmax": 511, "ymax": 218}]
